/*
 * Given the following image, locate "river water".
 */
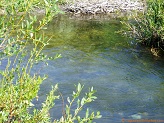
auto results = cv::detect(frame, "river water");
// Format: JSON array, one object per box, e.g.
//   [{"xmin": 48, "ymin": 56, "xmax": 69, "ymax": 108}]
[{"xmin": 32, "ymin": 14, "xmax": 164, "ymax": 122}]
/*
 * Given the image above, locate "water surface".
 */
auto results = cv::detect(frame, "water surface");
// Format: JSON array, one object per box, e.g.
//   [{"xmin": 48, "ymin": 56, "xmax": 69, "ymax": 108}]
[{"xmin": 33, "ymin": 15, "xmax": 164, "ymax": 122}]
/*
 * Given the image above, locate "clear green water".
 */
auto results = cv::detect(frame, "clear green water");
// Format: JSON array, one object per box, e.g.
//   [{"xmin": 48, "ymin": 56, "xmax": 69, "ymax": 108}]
[{"xmin": 32, "ymin": 15, "xmax": 164, "ymax": 122}]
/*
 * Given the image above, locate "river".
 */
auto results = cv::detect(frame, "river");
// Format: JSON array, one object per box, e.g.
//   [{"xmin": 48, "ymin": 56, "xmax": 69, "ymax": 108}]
[{"xmin": 31, "ymin": 14, "xmax": 164, "ymax": 122}]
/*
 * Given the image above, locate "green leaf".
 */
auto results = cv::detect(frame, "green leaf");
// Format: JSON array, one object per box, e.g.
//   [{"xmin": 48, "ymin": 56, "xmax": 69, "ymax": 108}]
[
  {"xmin": 81, "ymin": 97, "xmax": 86, "ymax": 106},
  {"xmin": 67, "ymin": 97, "xmax": 70, "ymax": 104},
  {"xmin": 77, "ymin": 99, "xmax": 80, "ymax": 108},
  {"xmin": 65, "ymin": 104, "xmax": 70, "ymax": 115},
  {"xmin": 77, "ymin": 83, "xmax": 81, "ymax": 92},
  {"xmin": 44, "ymin": 0, "xmax": 49, "ymax": 6},
  {"xmin": 85, "ymin": 108, "xmax": 89, "ymax": 118}
]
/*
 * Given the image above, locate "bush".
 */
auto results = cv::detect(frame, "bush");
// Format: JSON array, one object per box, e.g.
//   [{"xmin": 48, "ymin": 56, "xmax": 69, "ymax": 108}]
[
  {"xmin": 121, "ymin": 0, "xmax": 164, "ymax": 56},
  {"xmin": 0, "ymin": 0, "xmax": 101, "ymax": 122}
]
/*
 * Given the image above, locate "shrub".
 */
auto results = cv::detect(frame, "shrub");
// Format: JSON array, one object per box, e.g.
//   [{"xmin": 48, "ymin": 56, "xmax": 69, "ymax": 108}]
[
  {"xmin": 0, "ymin": 0, "xmax": 101, "ymax": 122},
  {"xmin": 121, "ymin": 0, "xmax": 164, "ymax": 56}
]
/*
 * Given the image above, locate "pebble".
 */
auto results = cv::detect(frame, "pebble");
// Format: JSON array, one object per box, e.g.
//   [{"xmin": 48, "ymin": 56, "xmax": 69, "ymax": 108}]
[{"xmin": 61, "ymin": 0, "xmax": 145, "ymax": 15}]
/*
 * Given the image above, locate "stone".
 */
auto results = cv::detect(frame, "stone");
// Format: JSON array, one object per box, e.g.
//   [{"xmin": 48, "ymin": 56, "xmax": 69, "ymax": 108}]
[{"xmin": 60, "ymin": 0, "xmax": 145, "ymax": 15}]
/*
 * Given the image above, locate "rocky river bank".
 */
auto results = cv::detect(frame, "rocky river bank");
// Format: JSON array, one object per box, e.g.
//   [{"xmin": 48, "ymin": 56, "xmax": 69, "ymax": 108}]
[{"xmin": 60, "ymin": 0, "xmax": 145, "ymax": 15}]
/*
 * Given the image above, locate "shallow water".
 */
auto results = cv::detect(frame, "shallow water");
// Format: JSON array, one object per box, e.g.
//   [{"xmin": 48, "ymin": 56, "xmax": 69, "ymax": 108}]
[{"xmin": 32, "ymin": 15, "xmax": 164, "ymax": 122}]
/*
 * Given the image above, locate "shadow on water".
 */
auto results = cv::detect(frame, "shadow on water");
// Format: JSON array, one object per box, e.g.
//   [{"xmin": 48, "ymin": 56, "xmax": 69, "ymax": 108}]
[{"xmin": 31, "ymin": 14, "xmax": 164, "ymax": 122}]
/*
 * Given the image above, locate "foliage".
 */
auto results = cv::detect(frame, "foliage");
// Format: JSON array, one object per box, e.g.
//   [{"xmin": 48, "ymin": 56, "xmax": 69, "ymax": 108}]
[
  {"xmin": 0, "ymin": 0, "xmax": 101, "ymax": 122},
  {"xmin": 55, "ymin": 83, "xmax": 102, "ymax": 123},
  {"xmin": 121, "ymin": 0, "xmax": 164, "ymax": 55}
]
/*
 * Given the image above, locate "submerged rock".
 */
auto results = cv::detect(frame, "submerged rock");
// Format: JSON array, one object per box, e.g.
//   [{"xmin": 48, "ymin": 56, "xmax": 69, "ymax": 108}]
[{"xmin": 131, "ymin": 114, "xmax": 142, "ymax": 119}]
